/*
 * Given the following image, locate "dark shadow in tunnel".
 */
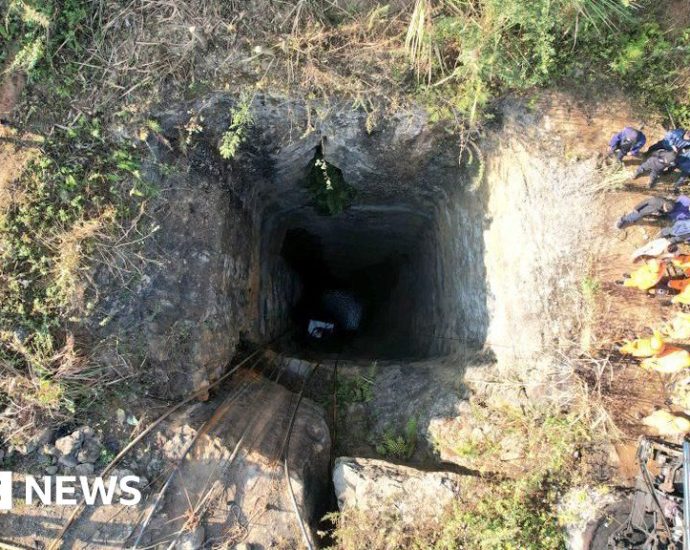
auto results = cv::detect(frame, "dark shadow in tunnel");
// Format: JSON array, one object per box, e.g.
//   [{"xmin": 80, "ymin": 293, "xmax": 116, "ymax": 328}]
[
  {"xmin": 279, "ymin": 226, "xmax": 415, "ymax": 356},
  {"xmin": 280, "ymin": 228, "xmax": 360, "ymax": 353}
]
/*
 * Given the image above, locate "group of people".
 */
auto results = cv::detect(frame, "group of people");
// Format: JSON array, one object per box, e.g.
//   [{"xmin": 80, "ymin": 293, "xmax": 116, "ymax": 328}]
[
  {"xmin": 609, "ymin": 126, "xmax": 690, "ymax": 188},
  {"xmin": 613, "ymin": 127, "xmax": 690, "ymax": 435}
]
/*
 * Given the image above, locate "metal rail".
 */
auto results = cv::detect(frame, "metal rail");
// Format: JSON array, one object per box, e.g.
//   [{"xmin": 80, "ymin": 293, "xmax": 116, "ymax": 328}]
[
  {"xmin": 47, "ymin": 346, "xmax": 268, "ymax": 550},
  {"xmin": 131, "ymin": 355, "xmax": 265, "ymax": 548},
  {"xmin": 50, "ymin": 340, "xmax": 331, "ymax": 550},
  {"xmin": 283, "ymin": 363, "xmax": 319, "ymax": 550}
]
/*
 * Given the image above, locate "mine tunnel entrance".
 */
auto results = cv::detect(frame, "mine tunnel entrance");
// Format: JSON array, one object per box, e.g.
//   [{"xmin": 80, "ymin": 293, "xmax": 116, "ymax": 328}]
[
  {"xmin": 259, "ymin": 185, "xmax": 487, "ymax": 359},
  {"xmin": 251, "ymin": 134, "xmax": 489, "ymax": 361}
]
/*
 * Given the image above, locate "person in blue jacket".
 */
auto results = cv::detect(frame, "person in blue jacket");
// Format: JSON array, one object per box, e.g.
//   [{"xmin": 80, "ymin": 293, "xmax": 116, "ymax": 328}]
[
  {"xmin": 608, "ymin": 127, "xmax": 646, "ymax": 161},
  {"xmin": 633, "ymin": 149, "xmax": 677, "ymax": 188},
  {"xmin": 675, "ymin": 151, "xmax": 690, "ymax": 188},
  {"xmin": 647, "ymin": 128, "xmax": 690, "ymax": 154}
]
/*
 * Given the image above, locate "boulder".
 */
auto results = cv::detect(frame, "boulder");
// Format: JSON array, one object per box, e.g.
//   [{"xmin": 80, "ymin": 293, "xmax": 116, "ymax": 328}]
[
  {"xmin": 58, "ymin": 455, "xmax": 78, "ymax": 468},
  {"xmin": 77, "ymin": 438, "xmax": 102, "ymax": 464},
  {"xmin": 55, "ymin": 432, "xmax": 81, "ymax": 458},
  {"xmin": 333, "ymin": 457, "xmax": 463, "ymax": 524}
]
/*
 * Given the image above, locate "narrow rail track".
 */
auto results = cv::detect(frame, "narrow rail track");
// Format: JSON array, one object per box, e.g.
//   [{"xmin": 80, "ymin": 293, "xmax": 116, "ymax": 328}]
[
  {"xmin": 46, "ymin": 347, "xmax": 269, "ymax": 550},
  {"xmin": 47, "ymin": 345, "xmax": 339, "ymax": 550},
  {"xmin": 283, "ymin": 362, "xmax": 320, "ymax": 550}
]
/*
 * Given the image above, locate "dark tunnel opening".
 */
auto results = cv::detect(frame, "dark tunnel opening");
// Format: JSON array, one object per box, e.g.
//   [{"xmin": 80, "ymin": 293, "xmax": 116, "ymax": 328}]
[{"xmin": 280, "ymin": 227, "xmax": 404, "ymax": 353}]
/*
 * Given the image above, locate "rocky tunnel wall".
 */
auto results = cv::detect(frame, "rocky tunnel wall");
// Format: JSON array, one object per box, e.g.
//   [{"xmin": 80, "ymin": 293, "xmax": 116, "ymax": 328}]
[{"xmin": 233, "ymin": 96, "xmax": 490, "ymax": 359}]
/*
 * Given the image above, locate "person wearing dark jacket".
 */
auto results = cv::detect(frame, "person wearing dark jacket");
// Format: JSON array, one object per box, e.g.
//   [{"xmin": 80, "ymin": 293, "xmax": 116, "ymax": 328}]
[
  {"xmin": 609, "ymin": 127, "xmax": 646, "ymax": 161},
  {"xmin": 675, "ymin": 151, "xmax": 690, "ymax": 188},
  {"xmin": 633, "ymin": 149, "xmax": 677, "ymax": 188},
  {"xmin": 647, "ymin": 128, "xmax": 690, "ymax": 154},
  {"xmin": 616, "ymin": 194, "xmax": 690, "ymax": 229}
]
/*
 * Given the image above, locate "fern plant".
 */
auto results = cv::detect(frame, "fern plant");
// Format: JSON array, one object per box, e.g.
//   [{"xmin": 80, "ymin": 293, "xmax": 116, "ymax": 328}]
[
  {"xmin": 375, "ymin": 417, "xmax": 418, "ymax": 459},
  {"xmin": 219, "ymin": 94, "xmax": 253, "ymax": 160}
]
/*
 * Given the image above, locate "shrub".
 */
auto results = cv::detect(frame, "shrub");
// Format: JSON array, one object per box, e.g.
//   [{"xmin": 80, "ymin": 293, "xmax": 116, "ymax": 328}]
[
  {"xmin": 219, "ymin": 94, "xmax": 254, "ymax": 160},
  {"xmin": 406, "ymin": 0, "xmax": 639, "ymax": 125}
]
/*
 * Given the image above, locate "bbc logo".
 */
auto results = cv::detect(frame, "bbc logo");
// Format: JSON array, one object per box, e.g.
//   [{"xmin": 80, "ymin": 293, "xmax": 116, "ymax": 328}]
[
  {"xmin": 0, "ymin": 472, "xmax": 141, "ymax": 509},
  {"xmin": 0, "ymin": 472, "xmax": 11, "ymax": 510}
]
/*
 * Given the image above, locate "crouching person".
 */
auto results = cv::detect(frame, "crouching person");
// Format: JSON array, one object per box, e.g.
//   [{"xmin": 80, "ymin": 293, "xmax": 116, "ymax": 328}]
[
  {"xmin": 633, "ymin": 149, "xmax": 677, "ymax": 188},
  {"xmin": 660, "ymin": 219, "xmax": 690, "ymax": 244},
  {"xmin": 647, "ymin": 128, "xmax": 690, "ymax": 154},
  {"xmin": 608, "ymin": 127, "xmax": 646, "ymax": 161}
]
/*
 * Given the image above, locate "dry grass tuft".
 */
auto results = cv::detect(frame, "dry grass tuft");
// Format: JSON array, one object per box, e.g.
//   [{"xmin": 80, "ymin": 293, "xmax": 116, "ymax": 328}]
[
  {"xmin": 0, "ymin": 332, "xmax": 114, "ymax": 444},
  {"xmin": 51, "ymin": 208, "xmax": 116, "ymax": 312},
  {"xmin": 54, "ymin": 0, "xmax": 412, "ymax": 117}
]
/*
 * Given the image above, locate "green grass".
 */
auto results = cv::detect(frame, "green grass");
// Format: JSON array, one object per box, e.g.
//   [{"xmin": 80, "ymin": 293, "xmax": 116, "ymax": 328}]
[
  {"xmin": 581, "ymin": 276, "xmax": 601, "ymax": 305},
  {"xmin": 436, "ymin": 475, "xmax": 568, "ymax": 550},
  {"xmin": 403, "ymin": 0, "xmax": 690, "ymax": 128},
  {"xmin": 97, "ymin": 446, "xmax": 117, "ymax": 467},
  {"xmin": 441, "ymin": 410, "xmax": 589, "ymax": 549},
  {"xmin": 2, "ymin": 0, "xmax": 91, "ymax": 88},
  {"xmin": 3, "ymin": 1, "xmax": 688, "ymax": 132},
  {"xmin": 0, "ymin": 115, "xmax": 150, "ymax": 442},
  {"xmin": 606, "ymin": 21, "xmax": 690, "ymax": 126}
]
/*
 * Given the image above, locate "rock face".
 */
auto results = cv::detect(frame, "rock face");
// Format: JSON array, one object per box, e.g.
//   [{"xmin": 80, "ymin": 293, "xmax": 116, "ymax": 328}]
[
  {"xmin": 91, "ymin": 160, "xmax": 256, "ymax": 398},
  {"xmin": 93, "ymin": 94, "xmax": 491, "ymax": 397},
  {"xmin": 333, "ymin": 457, "xmax": 463, "ymax": 524},
  {"xmin": 330, "ymin": 359, "xmax": 468, "ymax": 461},
  {"xmin": 480, "ymin": 102, "xmax": 602, "ymax": 372}
]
